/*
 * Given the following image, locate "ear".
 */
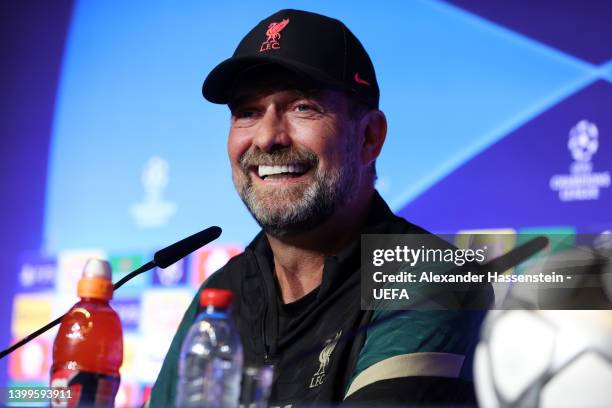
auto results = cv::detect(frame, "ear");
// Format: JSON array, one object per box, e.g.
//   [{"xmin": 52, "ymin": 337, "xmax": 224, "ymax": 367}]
[{"xmin": 359, "ymin": 109, "xmax": 387, "ymax": 166}]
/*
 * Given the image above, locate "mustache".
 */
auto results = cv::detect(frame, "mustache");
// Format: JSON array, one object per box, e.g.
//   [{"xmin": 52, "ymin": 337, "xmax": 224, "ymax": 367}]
[{"xmin": 239, "ymin": 147, "xmax": 318, "ymax": 171}]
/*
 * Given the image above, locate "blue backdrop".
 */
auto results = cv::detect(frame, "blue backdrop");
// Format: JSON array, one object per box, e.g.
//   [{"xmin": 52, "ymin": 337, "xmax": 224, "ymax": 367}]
[{"xmin": 1, "ymin": 1, "xmax": 610, "ymax": 405}]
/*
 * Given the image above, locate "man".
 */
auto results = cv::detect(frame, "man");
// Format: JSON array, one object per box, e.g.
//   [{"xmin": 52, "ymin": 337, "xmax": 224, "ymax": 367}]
[{"xmin": 150, "ymin": 9, "xmax": 490, "ymax": 407}]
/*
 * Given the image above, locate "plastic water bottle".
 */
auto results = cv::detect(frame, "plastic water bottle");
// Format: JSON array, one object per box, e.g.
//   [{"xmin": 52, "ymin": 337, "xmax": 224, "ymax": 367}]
[
  {"xmin": 176, "ymin": 288, "xmax": 243, "ymax": 408},
  {"xmin": 50, "ymin": 259, "xmax": 123, "ymax": 407}
]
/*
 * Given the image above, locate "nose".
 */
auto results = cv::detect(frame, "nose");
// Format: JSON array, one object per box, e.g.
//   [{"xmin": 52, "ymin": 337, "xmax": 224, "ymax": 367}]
[{"xmin": 253, "ymin": 106, "xmax": 291, "ymax": 152}]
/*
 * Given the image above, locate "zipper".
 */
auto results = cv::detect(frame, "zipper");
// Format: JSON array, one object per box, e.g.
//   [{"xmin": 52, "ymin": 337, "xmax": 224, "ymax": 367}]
[
  {"xmin": 248, "ymin": 243, "xmax": 280, "ymax": 366},
  {"xmin": 261, "ymin": 320, "xmax": 271, "ymax": 364},
  {"xmin": 250, "ymin": 249, "xmax": 272, "ymax": 365}
]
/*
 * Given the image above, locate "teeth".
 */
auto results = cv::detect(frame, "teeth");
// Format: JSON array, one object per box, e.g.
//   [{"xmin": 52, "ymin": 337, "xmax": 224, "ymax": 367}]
[{"xmin": 258, "ymin": 164, "xmax": 307, "ymax": 177}]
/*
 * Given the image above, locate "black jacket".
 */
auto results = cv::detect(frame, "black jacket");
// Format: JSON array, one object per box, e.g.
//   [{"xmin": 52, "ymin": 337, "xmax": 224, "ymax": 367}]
[{"xmin": 150, "ymin": 192, "xmax": 491, "ymax": 407}]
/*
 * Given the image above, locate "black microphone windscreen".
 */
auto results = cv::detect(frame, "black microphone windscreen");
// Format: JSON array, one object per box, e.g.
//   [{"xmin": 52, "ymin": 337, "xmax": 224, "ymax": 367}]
[
  {"xmin": 153, "ymin": 226, "xmax": 222, "ymax": 268},
  {"xmin": 483, "ymin": 236, "xmax": 549, "ymax": 274}
]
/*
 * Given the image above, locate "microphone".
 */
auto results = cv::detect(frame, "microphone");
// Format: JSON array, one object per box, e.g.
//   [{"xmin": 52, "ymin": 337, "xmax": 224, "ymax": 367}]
[
  {"xmin": 113, "ymin": 226, "xmax": 222, "ymax": 290},
  {"xmin": 481, "ymin": 235, "xmax": 549, "ymax": 275},
  {"xmin": 154, "ymin": 226, "xmax": 222, "ymax": 268},
  {"xmin": 0, "ymin": 226, "xmax": 222, "ymax": 360}
]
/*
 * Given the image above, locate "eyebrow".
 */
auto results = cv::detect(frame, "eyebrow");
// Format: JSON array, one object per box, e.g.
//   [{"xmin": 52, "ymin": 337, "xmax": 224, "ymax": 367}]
[{"xmin": 228, "ymin": 89, "xmax": 325, "ymax": 112}]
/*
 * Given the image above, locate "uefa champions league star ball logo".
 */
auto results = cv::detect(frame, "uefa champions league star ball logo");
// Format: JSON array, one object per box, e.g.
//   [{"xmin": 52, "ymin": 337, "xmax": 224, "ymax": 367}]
[
  {"xmin": 130, "ymin": 156, "xmax": 177, "ymax": 228},
  {"xmin": 549, "ymin": 119, "xmax": 610, "ymax": 202},
  {"xmin": 568, "ymin": 120, "xmax": 599, "ymax": 163}
]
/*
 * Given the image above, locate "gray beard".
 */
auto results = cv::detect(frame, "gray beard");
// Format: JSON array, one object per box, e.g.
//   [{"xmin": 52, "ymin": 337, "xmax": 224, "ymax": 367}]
[{"xmin": 235, "ymin": 150, "xmax": 360, "ymax": 237}]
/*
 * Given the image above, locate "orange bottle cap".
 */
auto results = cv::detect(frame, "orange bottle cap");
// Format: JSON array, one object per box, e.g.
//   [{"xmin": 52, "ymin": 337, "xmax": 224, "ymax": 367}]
[{"xmin": 77, "ymin": 259, "xmax": 114, "ymax": 300}]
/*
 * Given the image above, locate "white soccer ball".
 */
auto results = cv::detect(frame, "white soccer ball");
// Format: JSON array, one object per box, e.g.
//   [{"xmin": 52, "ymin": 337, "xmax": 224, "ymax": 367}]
[
  {"xmin": 568, "ymin": 120, "xmax": 598, "ymax": 163},
  {"xmin": 474, "ymin": 310, "xmax": 612, "ymax": 407},
  {"xmin": 475, "ymin": 245, "xmax": 612, "ymax": 407}
]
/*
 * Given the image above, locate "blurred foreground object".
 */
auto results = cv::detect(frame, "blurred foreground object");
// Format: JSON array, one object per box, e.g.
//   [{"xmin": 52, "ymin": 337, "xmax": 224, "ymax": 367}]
[{"xmin": 475, "ymin": 244, "xmax": 612, "ymax": 407}]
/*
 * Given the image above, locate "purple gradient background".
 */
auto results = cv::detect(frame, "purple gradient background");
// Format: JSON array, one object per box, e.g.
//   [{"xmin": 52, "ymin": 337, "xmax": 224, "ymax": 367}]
[
  {"xmin": 447, "ymin": 0, "xmax": 612, "ymax": 65},
  {"xmin": 0, "ymin": 0, "xmax": 73, "ymax": 388}
]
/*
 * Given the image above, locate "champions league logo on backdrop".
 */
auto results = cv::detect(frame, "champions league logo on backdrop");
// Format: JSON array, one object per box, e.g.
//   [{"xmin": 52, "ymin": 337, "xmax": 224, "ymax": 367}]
[
  {"xmin": 130, "ymin": 156, "xmax": 177, "ymax": 228},
  {"xmin": 568, "ymin": 119, "xmax": 599, "ymax": 163},
  {"xmin": 549, "ymin": 120, "xmax": 610, "ymax": 202}
]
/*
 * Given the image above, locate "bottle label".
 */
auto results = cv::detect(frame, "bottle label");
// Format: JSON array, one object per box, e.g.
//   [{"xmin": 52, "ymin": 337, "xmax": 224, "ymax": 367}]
[{"xmin": 50, "ymin": 369, "xmax": 119, "ymax": 407}]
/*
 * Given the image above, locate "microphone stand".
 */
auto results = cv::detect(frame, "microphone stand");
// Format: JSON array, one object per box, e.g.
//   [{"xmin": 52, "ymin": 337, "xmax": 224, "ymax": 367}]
[
  {"xmin": 0, "ymin": 225, "xmax": 222, "ymax": 360},
  {"xmin": 0, "ymin": 261, "xmax": 156, "ymax": 360}
]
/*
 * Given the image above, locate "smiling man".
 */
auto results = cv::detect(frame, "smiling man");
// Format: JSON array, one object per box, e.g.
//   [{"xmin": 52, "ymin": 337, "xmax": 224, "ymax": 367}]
[
  {"xmin": 226, "ymin": 67, "xmax": 384, "ymax": 305},
  {"xmin": 150, "ymin": 9, "xmax": 488, "ymax": 407}
]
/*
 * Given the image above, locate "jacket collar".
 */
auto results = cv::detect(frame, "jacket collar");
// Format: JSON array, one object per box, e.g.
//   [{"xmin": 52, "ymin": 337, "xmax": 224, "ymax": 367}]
[
  {"xmin": 241, "ymin": 191, "xmax": 426, "ymax": 358},
  {"xmin": 244, "ymin": 190, "xmax": 416, "ymax": 288}
]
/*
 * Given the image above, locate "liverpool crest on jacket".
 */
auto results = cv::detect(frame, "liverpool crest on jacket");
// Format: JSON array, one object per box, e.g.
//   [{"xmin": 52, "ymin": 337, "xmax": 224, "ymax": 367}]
[{"xmin": 309, "ymin": 331, "xmax": 342, "ymax": 388}]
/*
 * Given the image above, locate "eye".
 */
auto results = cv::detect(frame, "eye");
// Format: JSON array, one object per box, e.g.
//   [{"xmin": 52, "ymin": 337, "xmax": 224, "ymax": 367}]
[
  {"xmin": 233, "ymin": 108, "xmax": 256, "ymax": 119},
  {"xmin": 295, "ymin": 103, "xmax": 313, "ymax": 112},
  {"xmin": 230, "ymin": 106, "xmax": 261, "ymax": 128},
  {"xmin": 231, "ymin": 105, "xmax": 262, "ymax": 125},
  {"xmin": 292, "ymin": 100, "xmax": 323, "ymax": 116}
]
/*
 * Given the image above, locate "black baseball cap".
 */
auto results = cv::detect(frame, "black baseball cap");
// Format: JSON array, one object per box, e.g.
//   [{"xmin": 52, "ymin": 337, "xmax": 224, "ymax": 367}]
[{"xmin": 202, "ymin": 9, "xmax": 380, "ymax": 108}]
